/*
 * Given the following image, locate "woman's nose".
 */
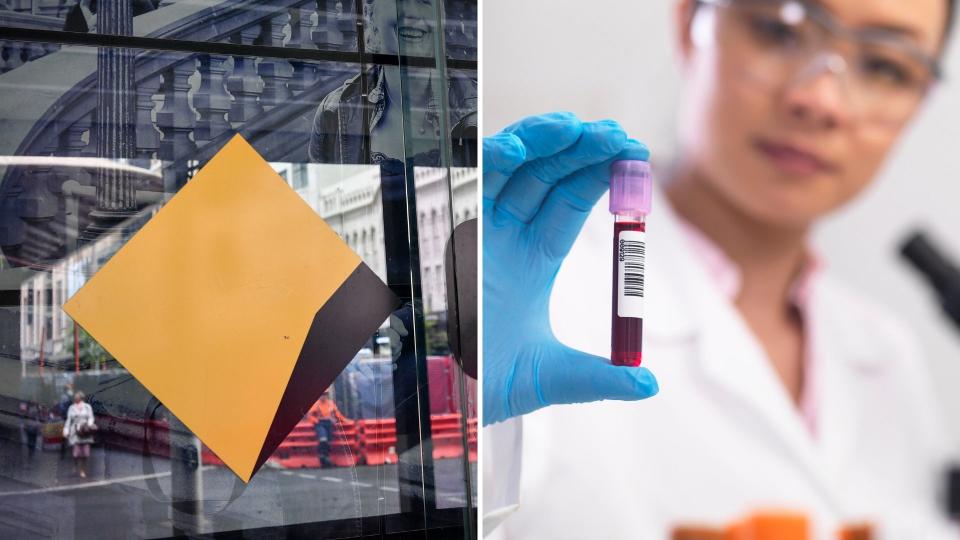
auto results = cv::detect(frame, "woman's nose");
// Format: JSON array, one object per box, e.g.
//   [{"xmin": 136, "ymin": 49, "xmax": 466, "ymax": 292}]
[{"xmin": 779, "ymin": 52, "xmax": 853, "ymax": 130}]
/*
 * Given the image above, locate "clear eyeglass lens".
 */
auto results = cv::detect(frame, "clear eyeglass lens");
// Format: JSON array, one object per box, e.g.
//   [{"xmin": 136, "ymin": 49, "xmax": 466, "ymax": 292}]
[{"xmin": 712, "ymin": 0, "xmax": 933, "ymax": 124}]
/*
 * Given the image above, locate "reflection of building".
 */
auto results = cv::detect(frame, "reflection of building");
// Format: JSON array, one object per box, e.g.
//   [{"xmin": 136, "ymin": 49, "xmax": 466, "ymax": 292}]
[
  {"xmin": 18, "ymin": 206, "xmax": 158, "ymax": 375},
  {"xmin": 21, "ymin": 161, "xmax": 477, "ymax": 375},
  {"xmin": 20, "ymin": 229, "xmax": 122, "ymax": 375},
  {"xmin": 311, "ymin": 165, "xmax": 477, "ymax": 315},
  {"xmin": 274, "ymin": 162, "xmax": 394, "ymax": 286},
  {"xmin": 0, "ymin": 0, "xmax": 477, "ymax": 533},
  {"xmin": 414, "ymin": 167, "xmax": 477, "ymax": 314},
  {"xmin": 286, "ymin": 162, "xmax": 476, "ymax": 316},
  {"xmin": 312, "ymin": 165, "xmax": 390, "ymax": 283}
]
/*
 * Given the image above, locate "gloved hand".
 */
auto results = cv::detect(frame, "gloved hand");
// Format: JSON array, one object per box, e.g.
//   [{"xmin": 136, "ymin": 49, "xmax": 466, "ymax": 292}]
[{"xmin": 483, "ymin": 112, "xmax": 659, "ymax": 425}]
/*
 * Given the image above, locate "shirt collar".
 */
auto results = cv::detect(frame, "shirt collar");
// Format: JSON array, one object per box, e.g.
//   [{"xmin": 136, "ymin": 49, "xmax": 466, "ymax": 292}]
[
  {"xmin": 674, "ymin": 215, "xmax": 823, "ymax": 311},
  {"xmin": 368, "ymin": 65, "xmax": 386, "ymax": 105},
  {"xmin": 367, "ymin": 65, "xmax": 388, "ymax": 127}
]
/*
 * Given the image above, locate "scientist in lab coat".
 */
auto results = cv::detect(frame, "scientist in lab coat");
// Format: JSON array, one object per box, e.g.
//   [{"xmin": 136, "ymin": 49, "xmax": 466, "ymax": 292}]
[{"xmin": 483, "ymin": 0, "xmax": 959, "ymax": 538}]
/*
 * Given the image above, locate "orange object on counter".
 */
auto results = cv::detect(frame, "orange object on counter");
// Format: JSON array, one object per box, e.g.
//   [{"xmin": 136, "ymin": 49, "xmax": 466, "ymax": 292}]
[
  {"xmin": 837, "ymin": 523, "xmax": 873, "ymax": 540},
  {"xmin": 725, "ymin": 511, "xmax": 809, "ymax": 540},
  {"xmin": 671, "ymin": 526, "xmax": 726, "ymax": 540}
]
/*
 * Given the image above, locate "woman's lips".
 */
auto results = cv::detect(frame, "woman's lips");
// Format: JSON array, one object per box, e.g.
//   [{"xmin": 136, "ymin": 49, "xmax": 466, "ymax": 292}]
[
  {"xmin": 399, "ymin": 26, "xmax": 429, "ymax": 40},
  {"xmin": 754, "ymin": 139, "xmax": 837, "ymax": 176}
]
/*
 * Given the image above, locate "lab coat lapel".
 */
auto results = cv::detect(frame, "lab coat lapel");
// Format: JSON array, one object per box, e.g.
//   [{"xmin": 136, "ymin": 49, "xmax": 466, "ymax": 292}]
[
  {"xmin": 810, "ymin": 276, "xmax": 881, "ymax": 483},
  {"xmin": 653, "ymin": 189, "xmax": 842, "ymax": 505},
  {"xmin": 695, "ymin": 293, "xmax": 828, "ymax": 484}
]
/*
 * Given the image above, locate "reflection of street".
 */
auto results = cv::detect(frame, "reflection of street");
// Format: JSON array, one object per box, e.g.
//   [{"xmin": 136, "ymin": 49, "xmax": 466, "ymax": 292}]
[{"xmin": 0, "ymin": 438, "xmax": 476, "ymax": 538}]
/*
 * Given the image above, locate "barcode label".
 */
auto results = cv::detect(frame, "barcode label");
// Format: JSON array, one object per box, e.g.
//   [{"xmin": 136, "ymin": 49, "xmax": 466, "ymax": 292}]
[{"xmin": 618, "ymin": 230, "xmax": 645, "ymax": 318}]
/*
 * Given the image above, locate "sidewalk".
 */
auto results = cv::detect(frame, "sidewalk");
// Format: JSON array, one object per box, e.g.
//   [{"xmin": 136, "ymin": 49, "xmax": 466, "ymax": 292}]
[{"xmin": 0, "ymin": 433, "xmax": 173, "ymax": 493}]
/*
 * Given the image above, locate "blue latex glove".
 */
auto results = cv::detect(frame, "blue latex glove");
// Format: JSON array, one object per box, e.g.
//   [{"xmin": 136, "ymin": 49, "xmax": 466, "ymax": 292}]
[{"xmin": 483, "ymin": 112, "xmax": 659, "ymax": 425}]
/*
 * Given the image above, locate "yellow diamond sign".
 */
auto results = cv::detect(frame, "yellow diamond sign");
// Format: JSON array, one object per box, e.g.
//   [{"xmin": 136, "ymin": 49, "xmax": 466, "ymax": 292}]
[{"xmin": 63, "ymin": 134, "xmax": 399, "ymax": 482}]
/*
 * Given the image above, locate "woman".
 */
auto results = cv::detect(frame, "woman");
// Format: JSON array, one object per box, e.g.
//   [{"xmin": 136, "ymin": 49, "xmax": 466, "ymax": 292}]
[
  {"xmin": 63, "ymin": 391, "xmax": 96, "ymax": 479},
  {"xmin": 309, "ymin": 0, "xmax": 476, "ymax": 303},
  {"xmin": 309, "ymin": 0, "xmax": 477, "ymax": 167},
  {"xmin": 484, "ymin": 0, "xmax": 957, "ymax": 537}
]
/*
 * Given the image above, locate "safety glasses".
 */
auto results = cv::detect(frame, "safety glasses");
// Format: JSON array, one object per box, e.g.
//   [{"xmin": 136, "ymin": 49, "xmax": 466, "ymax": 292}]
[{"xmin": 692, "ymin": 0, "xmax": 942, "ymax": 126}]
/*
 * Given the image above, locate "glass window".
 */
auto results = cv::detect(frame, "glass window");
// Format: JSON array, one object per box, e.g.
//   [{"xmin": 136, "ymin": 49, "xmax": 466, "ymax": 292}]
[{"xmin": 0, "ymin": 0, "xmax": 476, "ymax": 537}]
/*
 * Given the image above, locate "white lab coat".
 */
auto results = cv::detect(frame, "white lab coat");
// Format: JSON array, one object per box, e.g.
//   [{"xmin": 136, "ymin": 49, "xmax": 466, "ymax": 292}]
[{"xmin": 484, "ymin": 185, "xmax": 957, "ymax": 539}]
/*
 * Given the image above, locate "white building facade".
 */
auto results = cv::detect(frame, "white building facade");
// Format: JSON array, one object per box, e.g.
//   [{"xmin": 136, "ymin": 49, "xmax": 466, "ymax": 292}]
[{"xmin": 292, "ymin": 163, "xmax": 477, "ymax": 316}]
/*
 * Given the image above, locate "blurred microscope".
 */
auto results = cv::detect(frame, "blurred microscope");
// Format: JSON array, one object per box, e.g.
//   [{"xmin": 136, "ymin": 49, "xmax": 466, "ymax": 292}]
[{"xmin": 900, "ymin": 230, "xmax": 960, "ymax": 524}]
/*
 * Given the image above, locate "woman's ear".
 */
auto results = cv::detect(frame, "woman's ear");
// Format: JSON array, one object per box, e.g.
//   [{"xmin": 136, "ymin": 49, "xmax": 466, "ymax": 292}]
[{"xmin": 675, "ymin": 0, "xmax": 698, "ymax": 67}]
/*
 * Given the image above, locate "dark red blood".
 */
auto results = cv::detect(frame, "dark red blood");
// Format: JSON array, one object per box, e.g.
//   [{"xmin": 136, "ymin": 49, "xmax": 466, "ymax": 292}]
[{"xmin": 611, "ymin": 220, "xmax": 645, "ymax": 367}]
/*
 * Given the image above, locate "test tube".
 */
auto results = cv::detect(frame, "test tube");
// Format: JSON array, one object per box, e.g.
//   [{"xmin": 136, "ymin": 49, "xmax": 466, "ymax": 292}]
[{"xmin": 609, "ymin": 160, "xmax": 653, "ymax": 367}]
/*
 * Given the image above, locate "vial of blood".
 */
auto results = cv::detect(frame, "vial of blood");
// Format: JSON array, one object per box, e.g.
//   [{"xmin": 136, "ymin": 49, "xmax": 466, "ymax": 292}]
[{"xmin": 609, "ymin": 160, "xmax": 653, "ymax": 367}]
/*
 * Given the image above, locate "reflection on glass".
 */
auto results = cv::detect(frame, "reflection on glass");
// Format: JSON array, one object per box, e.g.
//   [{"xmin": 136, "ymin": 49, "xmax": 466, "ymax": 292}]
[
  {"xmin": 0, "ymin": 0, "xmax": 475, "ymax": 536},
  {"xmin": 0, "ymin": 0, "xmax": 475, "ymax": 66},
  {"xmin": 273, "ymin": 159, "xmax": 481, "ymax": 515},
  {"xmin": 309, "ymin": 0, "xmax": 477, "ymax": 168}
]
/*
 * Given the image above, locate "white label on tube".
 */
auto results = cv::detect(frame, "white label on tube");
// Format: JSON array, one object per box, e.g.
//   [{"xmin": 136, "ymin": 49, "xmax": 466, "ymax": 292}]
[{"xmin": 618, "ymin": 230, "xmax": 645, "ymax": 318}]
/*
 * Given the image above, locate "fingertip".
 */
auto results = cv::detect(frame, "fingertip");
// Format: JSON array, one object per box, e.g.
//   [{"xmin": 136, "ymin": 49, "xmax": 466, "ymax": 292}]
[
  {"xmin": 483, "ymin": 133, "xmax": 527, "ymax": 172},
  {"xmin": 594, "ymin": 119, "xmax": 625, "ymax": 135},
  {"xmin": 619, "ymin": 139, "xmax": 651, "ymax": 162},
  {"xmin": 629, "ymin": 367, "xmax": 659, "ymax": 398},
  {"xmin": 544, "ymin": 112, "xmax": 584, "ymax": 144},
  {"xmin": 505, "ymin": 112, "xmax": 584, "ymax": 158},
  {"xmin": 592, "ymin": 120, "xmax": 628, "ymax": 153},
  {"xmin": 548, "ymin": 111, "xmax": 580, "ymax": 122}
]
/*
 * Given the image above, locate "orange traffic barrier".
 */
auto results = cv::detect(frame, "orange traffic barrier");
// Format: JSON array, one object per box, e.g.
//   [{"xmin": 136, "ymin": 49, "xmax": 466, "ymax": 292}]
[
  {"xmin": 97, "ymin": 415, "xmax": 171, "ymax": 458},
  {"xmin": 432, "ymin": 413, "xmax": 465, "ymax": 460},
  {"xmin": 328, "ymin": 419, "xmax": 359, "ymax": 468},
  {"xmin": 358, "ymin": 418, "xmax": 397, "ymax": 466},
  {"xmin": 467, "ymin": 417, "xmax": 477, "ymax": 463},
  {"xmin": 270, "ymin": 421, "xmax": 320, "ymax": 469}
]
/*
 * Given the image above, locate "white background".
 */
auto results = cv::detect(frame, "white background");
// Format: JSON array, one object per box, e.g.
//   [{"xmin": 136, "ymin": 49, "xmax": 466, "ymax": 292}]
[{"xmin": 483, "ymin": 1, "xmax": 960, "ymax": 442}]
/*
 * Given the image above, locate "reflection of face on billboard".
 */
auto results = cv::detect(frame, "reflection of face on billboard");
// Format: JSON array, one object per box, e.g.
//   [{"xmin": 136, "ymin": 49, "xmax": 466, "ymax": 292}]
[{"xmin": 365, "ymin": 0, "xmax": 437, "ymax": 57}]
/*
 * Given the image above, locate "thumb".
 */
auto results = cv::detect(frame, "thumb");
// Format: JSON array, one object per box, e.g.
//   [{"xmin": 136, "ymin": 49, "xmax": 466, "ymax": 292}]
[{"xmin": 538, "ymin": 345, "xmax": 659, "ymax": 407}]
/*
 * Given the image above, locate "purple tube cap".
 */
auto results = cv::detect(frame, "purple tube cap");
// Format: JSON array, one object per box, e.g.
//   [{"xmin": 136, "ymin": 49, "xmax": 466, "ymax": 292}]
[{"xmin": 609, "ymin": 160, "xmax": 653, "ymax": 216}]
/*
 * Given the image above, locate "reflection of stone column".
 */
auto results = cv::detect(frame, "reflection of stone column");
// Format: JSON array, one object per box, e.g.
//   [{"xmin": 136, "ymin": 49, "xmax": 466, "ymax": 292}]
[
  {"xmin": 82, "ymin": 0, "xmax": 136, "ymax": 243},
  {"xmin": 290, "ymin": 5, "xmax": 319, "ymax": 91},
  {"xmin": 193, "ymin": 56, "xmax": 231, "ymax": 144},
  {"xmin": 135, "ymin": 74, "xmax": 162, "ymax": 162},
  {"xmin": 169, "ymin": 415, "xmax": 202, "ymax": 535},
  {"xmin": 258, "ymin": 13, "xmax": 294, "ymax": 109},
  {"xmin": 312, "ymin": 0, "xmax": 345, "ymax": 80},
  {"xmin": 337, "ymin": 0, "xmax": 357, "ymax": 52},
  {"xmin": 312, "ymin": 0, "xmax": 331, "ymax": 49},
  {"xmin": 157, "ymin": 61, "xmax": 198, "ymax": 192},
  {"xmin": 227, "ymin": 26, "xmax": 265, "ymax": 123}
]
